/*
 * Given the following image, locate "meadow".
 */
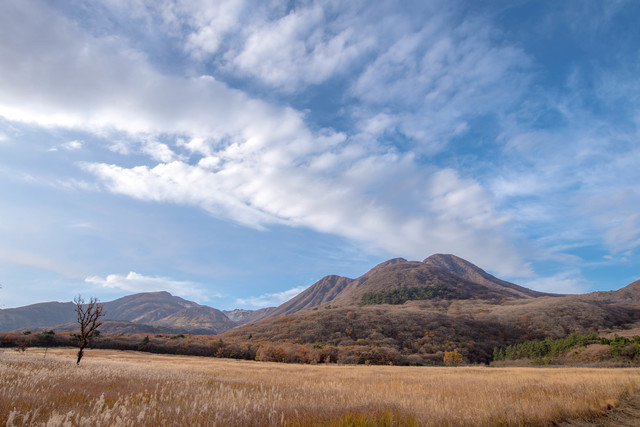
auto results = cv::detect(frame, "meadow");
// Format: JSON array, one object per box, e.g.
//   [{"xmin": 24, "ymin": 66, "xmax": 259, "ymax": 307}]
[{"xmin": 2, "ymin": 348, "xmax": 639, "ymax": 426}]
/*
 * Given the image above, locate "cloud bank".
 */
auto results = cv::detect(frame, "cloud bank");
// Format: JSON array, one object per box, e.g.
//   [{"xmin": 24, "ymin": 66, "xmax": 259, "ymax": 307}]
[
  {"xmin": 0, "ymin": 0, "xmax": 531, "ymax": 277},
  {"xmin": 2, "ymin": 0, "xmax": 640, "ymax": 299}
]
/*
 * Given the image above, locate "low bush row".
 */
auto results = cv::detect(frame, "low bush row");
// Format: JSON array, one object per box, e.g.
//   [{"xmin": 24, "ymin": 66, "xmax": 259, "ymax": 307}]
[{"xmin": 493, "ymin": 333, "xmax": 640, "ymax": 363}]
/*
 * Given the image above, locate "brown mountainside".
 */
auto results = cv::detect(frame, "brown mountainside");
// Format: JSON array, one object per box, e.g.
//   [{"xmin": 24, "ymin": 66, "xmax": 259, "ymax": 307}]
[
  {"xmin": 268, "ymin": 275, "xmax": 355, "ymax": 318},
  {"xmin": 150, "ymin": 305, "xmax": 237, "ymax": 334},
  {"xmin": 223, "ymin": 255, "xmax": 640, "ymax": 364},
  {"xmin": 102, "ymin": 291, "xmax": 199, "ymax": 323},
  {"xmin": 422, "ymin": 254, "xmax": 552, "ymax": 298},
  {"xmin": 267, "ymin": 254, "xmax": 554, "ymax": 317},
  {"xmin": 582, "ymin": 280, "xmax": 640, "ymax": 303}
]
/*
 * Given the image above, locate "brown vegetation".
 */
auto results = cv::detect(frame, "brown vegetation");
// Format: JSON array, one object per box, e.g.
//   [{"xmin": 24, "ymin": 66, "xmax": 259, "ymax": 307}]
[
  {"xmin": 223, "ymin": 304, "xmax": 526, "ymax": 364},
  {"xmin": 2, "ymin": 348, "xmax": 640, "ymax": 426}
]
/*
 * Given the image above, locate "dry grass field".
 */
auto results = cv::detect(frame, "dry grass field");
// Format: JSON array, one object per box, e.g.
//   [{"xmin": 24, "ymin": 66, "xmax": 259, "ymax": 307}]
[{"xmin": 2, "ymin": 348, "xmax": 640, "ymax": 426}]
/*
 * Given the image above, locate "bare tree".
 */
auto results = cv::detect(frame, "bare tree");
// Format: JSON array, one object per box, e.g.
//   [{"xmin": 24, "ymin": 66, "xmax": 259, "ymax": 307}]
[{"xmin": 74, "ymin": 295, "xmax": 104, "ymax": 365}]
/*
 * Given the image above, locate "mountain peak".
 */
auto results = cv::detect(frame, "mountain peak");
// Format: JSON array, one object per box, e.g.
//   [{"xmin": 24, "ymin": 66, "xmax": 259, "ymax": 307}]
[
  {"xmin": 423, "ymin": 253, "xmax": 551, "ymax": 298},
  {"xmin": 423, "ymin": 254, "xmax": 482, "ymax": 276},
  {"xmin": 365, "ymin": 257, "xmax": 408, "ymax": 276}
]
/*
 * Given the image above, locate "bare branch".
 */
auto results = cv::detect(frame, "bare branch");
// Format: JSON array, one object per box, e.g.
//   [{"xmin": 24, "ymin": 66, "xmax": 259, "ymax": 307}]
[{"xmin": 74, "ymin": 295, "xmax": 105, "ymax": 365}]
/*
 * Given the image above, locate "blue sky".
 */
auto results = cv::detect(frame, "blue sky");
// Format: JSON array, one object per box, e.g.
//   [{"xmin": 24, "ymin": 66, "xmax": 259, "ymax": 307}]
[{"xmin": 1, "ymin": 0, "xmax": 639, "ymax": 309}]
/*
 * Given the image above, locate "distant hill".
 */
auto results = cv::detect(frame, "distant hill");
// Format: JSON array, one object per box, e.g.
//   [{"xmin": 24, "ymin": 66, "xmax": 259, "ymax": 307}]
[
  {"xmin": 0, "ymin": 301, "xmax": 76, "ymax": 332},
  {"xmin": 102, "ymin": 291, "xmax": 199, "ymax": 323},
  {"xmin": 149, "ymin": 305, "xmax": 237, "ymax": 334},
  {"xmin": 0, "ymin": 291, "xmax": 238, "ymax": 334}
]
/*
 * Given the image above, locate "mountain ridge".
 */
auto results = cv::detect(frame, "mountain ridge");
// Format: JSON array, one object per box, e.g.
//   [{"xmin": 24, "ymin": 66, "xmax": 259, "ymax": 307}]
[
  {"xmin": 3, "ymin": 254, "xmax": 638, "ymax": 360},
  {"xmin": 0, "ymin": 292, "xmax": 243, "ymax": 334},
  {"xmin": 265, "ymin": 254, "xmax": 556, "ymax": 318}
]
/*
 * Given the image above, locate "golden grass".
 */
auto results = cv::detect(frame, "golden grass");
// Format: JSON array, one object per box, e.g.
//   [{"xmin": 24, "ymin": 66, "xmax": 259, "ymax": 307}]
[{"xmin": 2, "ymin": 348, "xmax": 639, "ymax": 426}]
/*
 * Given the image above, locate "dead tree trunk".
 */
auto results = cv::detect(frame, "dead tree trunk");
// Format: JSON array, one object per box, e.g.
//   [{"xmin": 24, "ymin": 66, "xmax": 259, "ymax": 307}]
[{"xmin": 74, "ymin": 295, "xmax": 104, "ymax": 365}]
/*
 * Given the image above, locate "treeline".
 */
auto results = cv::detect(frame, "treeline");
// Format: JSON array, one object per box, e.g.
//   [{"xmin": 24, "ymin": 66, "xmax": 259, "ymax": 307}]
[
  {"xmin": 493, "ymin": 333, "xmax": 640, "ymax": 363},
  {"xmin": 0, "ymin": 331, "xmax": 443, "ymax": 366},
  {"xmin": 360, "ymin": 285, "xmax": 464, "ymax": 306}
]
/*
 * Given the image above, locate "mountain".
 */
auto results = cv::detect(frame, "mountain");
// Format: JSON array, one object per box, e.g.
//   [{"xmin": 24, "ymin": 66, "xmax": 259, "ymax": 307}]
[
  {"xmin": 149, "ymin": 305, "xmax": 237, "ymax": 334},
  {"xmin": 583, "ymin": 280, "xmax": 640, "ymax": 303},
  {"xmin": 221, "ymin": 254, "xmax": 640, "ymax": 364},
  {"xmin": 223, "ymin": 307, "xmax": 275, "ymax": 325},
  {"xmin": 4, "ymin": 254, "xmax": 640, "ymax": 365},
  {"xmin": 266, "ymin": 254, "xmax": 553, "ymax": 318},
  {"xmin": 0, "ymin": 301, "xmax": 76, "ymax": 332},
  {"xmin": 102, "ymin": 291, "xmax": 199, "ymax": 323},
  {"xmin": 0, "ymin": 291, "xmax": 237, "ymax": 334},
  {"xmin": 422, "ymin": 254, "xmax": 549, "ymax": 298}
]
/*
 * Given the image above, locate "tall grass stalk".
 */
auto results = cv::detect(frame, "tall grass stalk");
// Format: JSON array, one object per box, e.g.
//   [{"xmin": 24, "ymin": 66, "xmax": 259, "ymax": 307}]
[{"xmin": 2, "ymin": 348, "xmax": 639, "ymax": 426}]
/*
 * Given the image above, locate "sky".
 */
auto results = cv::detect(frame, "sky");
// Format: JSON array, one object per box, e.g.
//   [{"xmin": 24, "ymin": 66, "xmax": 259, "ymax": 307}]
[{"xmin": 1, "ymin": 0, "xmax": 639, "ymax": 310}]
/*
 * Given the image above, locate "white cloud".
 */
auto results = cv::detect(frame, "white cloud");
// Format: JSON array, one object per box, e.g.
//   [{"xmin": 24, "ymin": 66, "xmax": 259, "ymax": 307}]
[
  {"xmin": 350, "ymin": 15, "xmax": 531, "ymax": 148},
  {"xmin": 62, "ymin": 140, "xmax": 83, "ymax": 150},
  {"xmin": 83, "ymin": 154, "xmax": 529, "ymax": 276},
  {"xmin": 142, "ymin": 139, "xmax": 181, "ymax": 163},
  {"xmin": 0, "ymin": 0, "xmax": 532, "ymax": 277},
  {"xmin": 85, "ymin": 271, "xmax": 215, "ymax": 302},
  {"xmin": 181, "ymin": 0, "xmax": 249, "ymax": 58},
  {"xmin": 521, "ymin": 272, "xmax": 588, "ymax": 295},
  {"xmin": 48, "ymin": 140, "xmax": 83, "ymax": 152},
  {"xmin": 228, "ymin": 2, "xmax": 374, "ymax": 92},
  {"xmin": 235, "ymin": 285, "xmax": 308, "ymax": 308},
  {"xmin": 93, "ymin": 0, "xmax": 375, "ymax": 92}
]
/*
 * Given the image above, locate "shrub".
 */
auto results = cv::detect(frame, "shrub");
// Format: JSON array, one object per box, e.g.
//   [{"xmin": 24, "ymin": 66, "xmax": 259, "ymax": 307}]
[
  {"xmin": 255, "ymin": 345, "xmax": 286, "ymax": 363},
  {"xmin": 403, "ymin": 354, "xmax": 426, "ymax": 366},
  {"xmin": 443, "ymin": 351, "xmax": 463, "ymax": 366}
]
